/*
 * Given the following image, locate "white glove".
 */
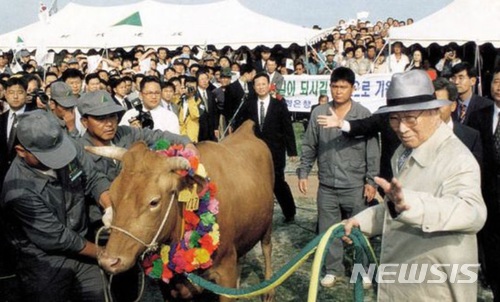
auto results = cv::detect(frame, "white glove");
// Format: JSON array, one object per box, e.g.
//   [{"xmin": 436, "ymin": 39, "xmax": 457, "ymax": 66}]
[{"xmin": 102, "ymin": 207, "xmax": 113, "ymax": 228}]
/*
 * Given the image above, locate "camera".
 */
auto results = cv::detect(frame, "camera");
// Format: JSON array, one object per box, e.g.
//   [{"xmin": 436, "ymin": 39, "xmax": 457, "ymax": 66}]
[
  {"xmin": 186, "ymin": 86, "xmax": 196, "ymax": 94},
  {"xmin": 28, "ymin": 89, "xmax": 49, "ymax": 104},
  {"xmin": 129, "ymin": 99, "xmax": 154, "ymax": 129}
]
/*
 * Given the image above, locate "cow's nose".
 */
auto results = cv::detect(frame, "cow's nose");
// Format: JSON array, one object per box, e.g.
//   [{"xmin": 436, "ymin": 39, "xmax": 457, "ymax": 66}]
[{"xmin": 98, "ymin": 250, "xmax": 121, "ymax": 273}]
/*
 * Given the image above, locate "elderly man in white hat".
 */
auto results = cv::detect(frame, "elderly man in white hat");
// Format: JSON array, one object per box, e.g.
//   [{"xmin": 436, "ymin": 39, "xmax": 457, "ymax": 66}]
[{"xmin": 343, "ymin": 70, "xmax": 486, "ymax": 301}]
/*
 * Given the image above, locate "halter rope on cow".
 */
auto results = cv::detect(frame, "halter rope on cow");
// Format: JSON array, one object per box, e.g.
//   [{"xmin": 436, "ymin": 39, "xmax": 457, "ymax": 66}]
[{"xmin": 186, "ymin": 223, "xmax": 378, "ymax": 302}]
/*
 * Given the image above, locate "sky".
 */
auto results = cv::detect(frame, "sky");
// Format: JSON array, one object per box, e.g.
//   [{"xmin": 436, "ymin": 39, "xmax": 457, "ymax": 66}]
[{"xmin": 0, "ymin": 0, "xmax": 453, "ymax": 35}]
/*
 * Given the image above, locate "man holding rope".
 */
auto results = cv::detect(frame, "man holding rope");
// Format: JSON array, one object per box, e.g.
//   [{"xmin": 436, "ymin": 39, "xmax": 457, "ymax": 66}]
[{"xmin": 343, "ymin": 70, "xmax": 486, "ymax": 301}]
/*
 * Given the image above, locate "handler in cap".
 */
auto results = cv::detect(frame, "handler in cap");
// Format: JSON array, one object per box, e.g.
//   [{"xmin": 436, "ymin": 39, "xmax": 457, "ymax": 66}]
[
  {"xmin": 0, "ymin": 110, "xmax": 111, "ymax": 301},
  {"xmin": 343, "ymin": 70, "xmax": 486, "ymax": 301},
  {"xmin": 77, "ymin": 91, "xmax": 196, "ymax": 227},
  {"xmin": 48, "ymin": 81, "xmax": 80, "ymax": 138}
]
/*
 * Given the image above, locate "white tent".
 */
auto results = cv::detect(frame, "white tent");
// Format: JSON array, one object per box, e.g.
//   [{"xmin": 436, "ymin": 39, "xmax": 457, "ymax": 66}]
[
  {"xmin": 0, "ymin": 0, "xmax": 317, "ymax": 52},
  {"xmin": 388, "ymin": 0, "xmax": 500, "ymax": 47}
]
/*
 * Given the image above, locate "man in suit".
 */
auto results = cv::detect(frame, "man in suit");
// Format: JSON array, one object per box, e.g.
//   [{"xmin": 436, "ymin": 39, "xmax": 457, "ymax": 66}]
[
  {"xmin": 224, "ymin": 64, "xmax": 256, "ymax": 131},
  {"xmin": 451, "ymin": 62, "xmax": 492, "ymax": 125},
  {"xmin": 434, "ymin": 77, "xmax": 482, "ymax": 165},
  {"xmin": 266, "ymin": 57, "xmax": 284, "ymax": 90},
  {"xmin": 196, "ymin": 68, "xmax": 218, "ymax": 141},
  {"xmin": 468, "ymin": 67, "xmax": 500, "ymax": 301},
  {"xmin": 242, "ymin": 72, "xmax": 297, "ymax": 223},
  {"xmin": 0, "ymin": 77, "xmax": 33, "ymax": 188},
  {"xmin": 254, "ymin": 46, "xmax": 271, "ymax": 73}
]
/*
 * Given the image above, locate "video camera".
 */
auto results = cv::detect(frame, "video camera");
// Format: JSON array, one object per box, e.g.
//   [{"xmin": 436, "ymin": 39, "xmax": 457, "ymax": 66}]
[
  {"xmin": 28, "ymin": 89, "xmax": 49, "ymax": 105},
  {"xmin": 128, "ymin": 98, "xmax": 154, "ymax": 129}
]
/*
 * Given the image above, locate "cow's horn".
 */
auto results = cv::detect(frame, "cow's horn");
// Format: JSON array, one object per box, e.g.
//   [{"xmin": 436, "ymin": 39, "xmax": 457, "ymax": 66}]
[
  {"xmin": 84, "ymin": 146, "xmax": 127, "ymax": 161},
  {"xmin": 169, "ymin": 157, "xmax": 191, "ymax": 171}
]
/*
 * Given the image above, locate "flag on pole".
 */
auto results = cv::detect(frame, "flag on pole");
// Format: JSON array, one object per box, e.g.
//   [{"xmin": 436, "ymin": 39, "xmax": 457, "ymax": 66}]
[
  {"xmin": 38, "ymin": 2, "xmax": 50, "ymax": 24},
  {"xmin": 113, "ymin": 12, "xmax": 142, "ymax": 27}
]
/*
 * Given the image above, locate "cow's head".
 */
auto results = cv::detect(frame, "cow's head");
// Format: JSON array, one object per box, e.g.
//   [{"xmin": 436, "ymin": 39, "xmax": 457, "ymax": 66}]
[{"xmin": 87, "ymin": 142, "xmax": 198, "ymax": 275}]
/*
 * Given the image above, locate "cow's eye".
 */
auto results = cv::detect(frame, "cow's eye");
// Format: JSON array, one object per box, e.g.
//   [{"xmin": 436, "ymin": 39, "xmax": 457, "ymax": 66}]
[{"xmin": 149, "ymin": 198, "xmax": 160, "ymax": 208}]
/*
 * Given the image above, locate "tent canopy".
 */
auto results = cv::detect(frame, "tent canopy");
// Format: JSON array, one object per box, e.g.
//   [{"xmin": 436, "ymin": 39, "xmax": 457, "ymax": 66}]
[
  {"xmin": 389, "ymin": 0, "xmax": 500, "ymax": 47},
  {"xmin": 0, "ymin": 0, "xmax": 317, "ymax": 52}
]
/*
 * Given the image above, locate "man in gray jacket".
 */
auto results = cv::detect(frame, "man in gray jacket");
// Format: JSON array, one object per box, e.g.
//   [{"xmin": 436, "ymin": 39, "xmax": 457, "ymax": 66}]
[
  {"xmin": 77, "ymin": 90, "xmax": 195, "ymax": 227},
  {"xmin": 1, "ymin": 110, "xmax": 111, "ymax": 301},
  {"xmin": 297, "ymin": 67, "xmax": 380, "ymax": 287}
]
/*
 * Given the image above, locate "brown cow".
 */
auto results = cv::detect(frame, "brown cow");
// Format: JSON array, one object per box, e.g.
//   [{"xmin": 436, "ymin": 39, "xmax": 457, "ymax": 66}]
[{"xmin": 89, "ymin": 121, "xmax": 275, "ymax": 301}]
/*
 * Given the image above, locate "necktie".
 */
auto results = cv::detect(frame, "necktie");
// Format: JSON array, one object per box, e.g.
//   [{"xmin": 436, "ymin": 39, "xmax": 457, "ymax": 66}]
[
  {"xmin": 459, "ymin": 103, "xmax": 467, "ymax": 123},
  {"xmin": 494, "ymin": 113, "xmax": 500, "ymax": 164},
  {"xmin": 7, "ymin": 113, "xmax": 18, "ymax": 156},
  {"xmin": 397, "ymin": 148, "xmax": 412, "ymax": 173},
  {"xmin": 259, "ymin": 101, "xmax": 265, "ymax": 130},
  {"xmin": 202, "ymin": 90, "xmax": 208, "ymax": 112}
]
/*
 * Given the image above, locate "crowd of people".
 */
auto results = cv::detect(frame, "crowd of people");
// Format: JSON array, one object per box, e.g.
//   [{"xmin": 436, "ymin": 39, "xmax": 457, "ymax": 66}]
[{"xmin": 0, "ymin": 14, "xmax": 499, "ymax": 302}]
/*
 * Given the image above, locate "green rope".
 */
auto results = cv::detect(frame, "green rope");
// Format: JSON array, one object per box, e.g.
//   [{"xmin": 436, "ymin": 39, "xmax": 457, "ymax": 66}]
[{"xmin": 186, "ymin": 226, "xmax": 378, "ymax": 301}]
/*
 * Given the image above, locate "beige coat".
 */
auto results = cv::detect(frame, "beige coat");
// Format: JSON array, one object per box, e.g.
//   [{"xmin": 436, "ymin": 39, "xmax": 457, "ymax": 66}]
[{"xmin": 355, "ymin": 124, "xmax": 486, "ymax": 302}]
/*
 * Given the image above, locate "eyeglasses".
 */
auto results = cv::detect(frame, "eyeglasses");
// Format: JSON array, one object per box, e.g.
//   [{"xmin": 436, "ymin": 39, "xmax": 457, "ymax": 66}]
[{"xmin": 389, "ymin": 111, "xmax": 425, "ymax": 128}]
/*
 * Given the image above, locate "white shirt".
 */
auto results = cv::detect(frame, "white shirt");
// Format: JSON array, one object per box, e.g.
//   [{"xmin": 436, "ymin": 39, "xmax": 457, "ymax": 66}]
[
  {"xmin": 493, "ymin": 103, "xmax": 500, "ymax": 134},
  {"xmin": 238, "ymin": 79, "xmax": 248, "ymax": 93},
  {"xmin": 258, "ymin": 95, "xmax": 270, "ymax": 126},
  {"xmin": 7, "ymin": 105, "xmax": 25, "ymax": 140},
  {"xmin": 389, "ymin": 54, "xmax": 410, "ymax": 73},
  {"xmin": 114, "ymin": 95, "xmax": 128, "ymax": 108},
  {"xmin": 120, "ymin": 104, "xmax": 180, "ymax": 134},
  {"xmin": 198, "ymin": 88, "xmax": 209, "ymax": 111}
]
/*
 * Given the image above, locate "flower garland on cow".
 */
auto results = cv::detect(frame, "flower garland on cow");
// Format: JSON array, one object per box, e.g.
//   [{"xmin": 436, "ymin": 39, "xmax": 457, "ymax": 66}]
[{"xmin": 141, "ymin": 139, "xmax": 220, "ymax": 283}]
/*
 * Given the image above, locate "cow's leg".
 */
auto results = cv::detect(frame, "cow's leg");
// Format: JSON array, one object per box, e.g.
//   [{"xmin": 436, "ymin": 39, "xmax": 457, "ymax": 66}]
[
  {"xmin": 261, "ymin": 225, "xmax": 274, "ymax": 302},
  {"xmin": 213, "ymin": 248, "xmax": 238, "ymax": 302}
]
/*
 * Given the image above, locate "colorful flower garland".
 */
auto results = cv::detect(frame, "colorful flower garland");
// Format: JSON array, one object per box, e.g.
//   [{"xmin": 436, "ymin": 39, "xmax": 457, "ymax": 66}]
[{"xmin": 141, "ymin": 140, "xmax": 220, "ymax": 283}]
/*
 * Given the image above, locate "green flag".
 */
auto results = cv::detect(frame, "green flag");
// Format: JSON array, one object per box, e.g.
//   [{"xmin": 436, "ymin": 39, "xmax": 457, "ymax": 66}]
[
  {"xmin": 113, "ymin": 12, "xmax": 142, "ymax": 27},
  {"xmin": 16, "ymin": 36, "xmax": 24, "ymax": 43}
]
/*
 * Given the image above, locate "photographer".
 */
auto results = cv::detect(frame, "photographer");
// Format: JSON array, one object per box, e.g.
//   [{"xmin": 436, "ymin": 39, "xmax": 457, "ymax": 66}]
[
  {"xmin": 178, "ymin": 76, "xmax": 203, "ymax": 142},
  {"xmin": 48, "ymin": 81, "xmax": 80, "ymax": 138},
  {"xmin": 436, "ymin": 44, "xmax": 462, "ymax": 78},
  {"xmin": 119, "ymin": 76, "xmax": 179, "ymax": 134}
]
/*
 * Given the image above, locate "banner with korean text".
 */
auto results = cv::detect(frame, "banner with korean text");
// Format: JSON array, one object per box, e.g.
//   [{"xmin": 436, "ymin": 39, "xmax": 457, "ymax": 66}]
[{"xmin": 279, "ymin": 73, "xmax": 392, "ymax": 113}]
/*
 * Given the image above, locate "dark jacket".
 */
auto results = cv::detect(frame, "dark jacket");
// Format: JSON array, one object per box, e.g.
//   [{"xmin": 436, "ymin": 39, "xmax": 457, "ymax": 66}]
[
  {"xmin": 453, "ymin": 94, "xmax": 493, "ymax": 126},
  {"xmin": 223, "ymin": 80, "xmax": 255, "ymax": 129},
  {"xmin": 241, "ymin": 96, "xmax": 297, "ymax": 170},
  {"xmin": 1, "ymin": 140, "xmax": 109, "ymax": 267}
]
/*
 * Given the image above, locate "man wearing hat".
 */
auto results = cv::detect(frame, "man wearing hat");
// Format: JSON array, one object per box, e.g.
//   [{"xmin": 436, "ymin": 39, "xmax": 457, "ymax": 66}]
[
  {"xmin": 319, "ymin": 49, "xmax": 337, "ymax": 75},
  {"xmin": 49, "ymin": 81, "xmax": 80, "ymax": 138},
  {"xmin": 78, "ymin": 90, "xmax": 193, "ymax": 177},
  {"xmin": 1, "ymin": 110, "xmax": 112, "ymax": 301},
  {"xmin": 343, "ymin": 70, "xmax": 486, "ymax": 301}
]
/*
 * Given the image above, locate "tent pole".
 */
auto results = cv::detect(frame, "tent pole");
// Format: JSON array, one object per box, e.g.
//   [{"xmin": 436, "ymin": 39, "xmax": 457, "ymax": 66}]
[
  {"xmin": 388, "ymin": 38, "xmax": 392, "ymax": 72},
  {"xmin": 306, "ymin": 41, "xmax": 331, "ymax": 73},
  {"xmin": 475, "ymin": 43, "xmax": 483, "ymax": 96}
]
